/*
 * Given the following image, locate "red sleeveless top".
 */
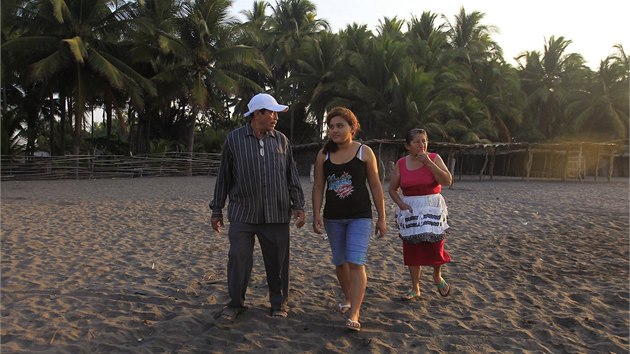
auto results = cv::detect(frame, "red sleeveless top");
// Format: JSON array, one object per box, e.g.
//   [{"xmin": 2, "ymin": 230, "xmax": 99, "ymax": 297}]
[{"xmin": 398, "ymin": 153, "xmax": 441, "ymax": 196}]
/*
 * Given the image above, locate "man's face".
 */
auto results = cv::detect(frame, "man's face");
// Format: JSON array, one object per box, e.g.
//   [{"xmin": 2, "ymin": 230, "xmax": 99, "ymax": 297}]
[{"xmin": 255, "ymin": 109, "xmax": 278, "ymax": 132}]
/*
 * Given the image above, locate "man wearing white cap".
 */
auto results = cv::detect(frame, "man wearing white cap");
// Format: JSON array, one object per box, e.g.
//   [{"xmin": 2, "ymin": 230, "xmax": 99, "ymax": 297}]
[{"xmin": 210, "ymin": 93, "xmax": 306, "ymax": 321}]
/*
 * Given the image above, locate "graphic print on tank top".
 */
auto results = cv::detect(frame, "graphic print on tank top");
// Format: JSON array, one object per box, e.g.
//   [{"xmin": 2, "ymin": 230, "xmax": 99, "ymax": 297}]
[{"xmin": 327, "ymin": 171, "xmax": 354, "ymax": 199}]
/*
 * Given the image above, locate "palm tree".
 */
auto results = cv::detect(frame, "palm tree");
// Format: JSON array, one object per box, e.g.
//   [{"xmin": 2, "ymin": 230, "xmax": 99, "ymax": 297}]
[
  {"xmin": 442, "ymin": 6, "xmax": 521, "ymax": 143},
  {"xmin": 470, "ymin": 60, "xmax": 525, "ymax": 142},
  {"xmin": 0, "ymin": 110, "xmax": 24, "ymax": 155},
  {"xmin": 127, "ymin": 0, "xmax": 267, "ymax": 153},
  {"xmin": 124, "ymin": 0, "xmax": 191, "ymax": 153},
  {"xmin": 395, "ymin": 62, "xmax": 462, "ymax": 140},
  {"xmin": 232, "ymin": 0, "xmax": 273, "ymax": 115},
  {"xmin": 444, "ymin": 7, "xmax": 501, "ymax": 68},
  {"xmin": 375, "ymin": 16, "xmax": 405, "ymax": 41},
  {"xmin": 288, "ymin": 31, "xmax": 344, "ymax": 141},
  {"xmin": 451, "ymin": 96, "xmax": 498, "ymax": 143},
  {"xmin": 265, "ymin": 0, "xmax": 329, "ymax": 140},
  {"xmin": 2, "ymin": 0, "xmax": 155, "ymax": 155},
  {"xmin": 517, "ymin": 36, "xmax": 586, "ymax": 139},
  {"xmin": 266, "ymin": 0, "xmax": 329, "ymax": 82},
  {"xmin": 239, "ymin": 0, "xmax": 270, "ymax": 34},
  {"xmin": 565, "ymin": 45, "xmax": 629, "ymax": 140},
  {"xmin": 174, "ymin": 0, "xmax": 269, "ymax": 153},
  {"xmin": 405, "ymin": 11, "xmax": 450, "ymax": 72},
  {"xmin": 345, "ymin": 36, "xmax": 412, "ymax": 139}
]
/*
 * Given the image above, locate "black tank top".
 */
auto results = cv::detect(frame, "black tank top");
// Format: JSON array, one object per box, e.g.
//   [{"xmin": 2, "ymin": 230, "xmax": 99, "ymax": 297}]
[{"xmin": 322, "ymin": 144, "xmax": 372, "ymax": 219}]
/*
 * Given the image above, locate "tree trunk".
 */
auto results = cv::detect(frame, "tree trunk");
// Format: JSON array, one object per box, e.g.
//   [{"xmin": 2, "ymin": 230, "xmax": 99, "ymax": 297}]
[
  {"xmin": 290, "ymin": 108, "xmax": 294, "ymax": 141},
  {"xmin": 115, "ymin": 105, "xmax": 128, "ymax": 137},
  {"xmin": 73, "ymin": 103, "xmax": 81, "ymax": 155},
  {"xmin": 188, "ymin": 108, "xmax": 198, "ymax": 176},
  {"xmin": 188, "ymin": 107, "xmax": 198, "ymax": 153},
  {"xmin": 24, "ymin": 88, "xmax": 42, "ymax": 155},
  {"xmin": 73, "ymin": 68, "xmax": 84, "ymax": 155},
  {"xmin": 133, "ymin": 111, "xmax": 151, "ymax": 154},
  {"xmin": 91, "ymin": 107, "xmax": 94, "ymax": 142},
  {"xmin": 60, "ymin": 96, "xmax": 67, "ymax": 155},
  {"xmin": 49, "ymin": 93, "xmax": 55, "ymax": 155},
  {"xmin": 316, "ymin": 107, "xmax": 324, "ymax": 142},
  {"xmin": 145, "ymin": 113, "xmax": 151, "ymax": 153},
  {"xmin": 106, "ymin": 103, "xmax": 113, "ymax": 149},
  {"xmin": 127, "ymin": 106, "xmax": 135, "ymax": 153}
]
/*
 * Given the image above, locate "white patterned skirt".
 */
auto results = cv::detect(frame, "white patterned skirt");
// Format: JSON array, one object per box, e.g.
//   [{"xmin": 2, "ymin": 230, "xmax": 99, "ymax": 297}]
[{"xmin": 395, "ymin": 193, "xmax": 449, "ymax": 244}]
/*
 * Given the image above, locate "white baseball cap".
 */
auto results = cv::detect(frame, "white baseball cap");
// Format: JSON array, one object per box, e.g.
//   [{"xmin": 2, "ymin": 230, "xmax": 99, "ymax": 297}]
[{"xmin": 244, "ymin": 93, "xmax": 289, "ymax": 117}]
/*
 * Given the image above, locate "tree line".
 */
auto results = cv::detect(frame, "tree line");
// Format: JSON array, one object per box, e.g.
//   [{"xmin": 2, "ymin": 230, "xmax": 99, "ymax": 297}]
[{"xmin": 1, "ymin": 0, "xmax": 628, "ymax": 156}]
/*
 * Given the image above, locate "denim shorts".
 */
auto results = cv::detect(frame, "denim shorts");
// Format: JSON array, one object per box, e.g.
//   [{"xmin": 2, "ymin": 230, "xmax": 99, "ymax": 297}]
[{"xmin": 323, "ymin": 218, "xmax": 372, "ymax": 266}]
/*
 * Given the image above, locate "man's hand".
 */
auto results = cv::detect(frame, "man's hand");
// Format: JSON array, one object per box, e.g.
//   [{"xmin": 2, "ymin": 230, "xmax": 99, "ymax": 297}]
[
  {"xmin": 293, "ymin": 209, "xmax": 306, "ymax": 228},
  {"xmin": 211, "ymin": 216, "xmax": 224, "ymax": 233}
]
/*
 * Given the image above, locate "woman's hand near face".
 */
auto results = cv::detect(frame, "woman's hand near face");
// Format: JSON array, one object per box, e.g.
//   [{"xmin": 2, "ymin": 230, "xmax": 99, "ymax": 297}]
[{"xmin": 417, "ymin": 152, "xmax": 433, "ymax": 165}]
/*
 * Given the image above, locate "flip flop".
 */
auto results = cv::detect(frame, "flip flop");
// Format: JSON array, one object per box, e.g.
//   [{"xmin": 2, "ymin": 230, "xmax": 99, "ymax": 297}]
[
  {"xmin": 346, "ymin": 319, "xmax": 361, "ymax": 332},
  {"xmin": 337, "ymin": 303, "xmax": 351, "ymax": 314},
  {"xmin": 436, "ymin": 279, "xmax": 451, "ymax": 297},
  {"xmin": 402, "ymin": 290, "xmax": 421, "ymax": 301}
]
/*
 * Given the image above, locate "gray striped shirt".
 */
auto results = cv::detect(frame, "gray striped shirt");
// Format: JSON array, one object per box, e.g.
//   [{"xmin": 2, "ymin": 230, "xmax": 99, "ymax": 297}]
[{"xmin": 209, "ymin": 123, "xmax": 305, "ymax": 224}]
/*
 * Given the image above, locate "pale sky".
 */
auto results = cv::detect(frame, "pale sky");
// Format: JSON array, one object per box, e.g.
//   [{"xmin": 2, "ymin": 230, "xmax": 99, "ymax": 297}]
[{"xmin": 229, "ymin": 0, "xmax": 629, "ymax": 70}]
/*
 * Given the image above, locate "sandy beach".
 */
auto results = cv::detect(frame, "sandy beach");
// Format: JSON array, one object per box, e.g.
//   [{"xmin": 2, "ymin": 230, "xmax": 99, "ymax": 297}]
[{"xmin": 1, "ymin": 176, "xmax": 628, "ymax": 353}]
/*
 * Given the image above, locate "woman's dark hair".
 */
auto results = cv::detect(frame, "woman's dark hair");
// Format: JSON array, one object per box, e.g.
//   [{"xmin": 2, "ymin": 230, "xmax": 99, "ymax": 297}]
[
  {"xmin": 322, "ymin": 107, "xmax": 360, "ymax": 153},
  {"xmin": 405, "ymin": 128, "xmax": 427, "ymax": 144}
]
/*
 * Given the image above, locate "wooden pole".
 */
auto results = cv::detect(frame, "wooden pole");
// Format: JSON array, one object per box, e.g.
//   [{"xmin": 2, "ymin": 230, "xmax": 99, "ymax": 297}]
[
  {"xmin": 489, "ymin": 148, "xmax": 496, "ymax": 180},
  {"xmin": 594, "ymin": 146, "xmax": 601, "ymax": 181},
  {"xmin": 505, "ymin": 154, "xmax": 512, "ymax": 176},
  {"xmin": 479, "ymin": 150, "xmax": 489, "ymax": 181},
  {"xmin": 526, "ymin": 149, "xmax": 533, "ymax": 181},
  {"xmin": 550, "ymin": 151, "xmax": 556, "ymax": 178},
  {"xmin": 577, "ymin": 145, "xmax": 583, "ymax": 182},
  {"xmin": 562, "ymin": 150, "xmax": 569, "ymax": 182},
  {"xmin": 447, "ymin": 151, "xmax": 456, "ymax": 188},
  {"xmin": 608, "ymin": 150, "xmax": 615, "ymax": 182}
]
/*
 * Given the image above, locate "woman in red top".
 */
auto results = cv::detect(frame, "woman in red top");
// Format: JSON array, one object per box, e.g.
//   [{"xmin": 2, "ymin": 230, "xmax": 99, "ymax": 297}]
[{"xmin": 388, "ymin": 128, "xmax": 453, "ymax": 300}]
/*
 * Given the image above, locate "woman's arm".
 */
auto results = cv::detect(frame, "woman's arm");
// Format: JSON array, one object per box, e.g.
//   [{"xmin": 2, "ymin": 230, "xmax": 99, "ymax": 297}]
[
  {"xmin": 311, "ymin": 149, "xmax": 326, "ymax": 234},
  {"xmin": 420, "ymin": 153, "xmax": 452, "ymax": 187},
  {"xmin": 363, "ymin": 145, "xmax": 386, "ymax": 237},
  {"xmin": 387, "ymin": 159, "xmax": 412, "ymax": 211}
]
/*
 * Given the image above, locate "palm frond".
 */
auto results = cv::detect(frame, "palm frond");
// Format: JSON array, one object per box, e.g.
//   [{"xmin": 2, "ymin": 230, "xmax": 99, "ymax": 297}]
[
  {"xmin": 62, "ymin": 36, "xmax": 88, "ymax": 64},
  {"xmin": 29, "ymin": 50, "xmax": 72, "ymax": 83}
]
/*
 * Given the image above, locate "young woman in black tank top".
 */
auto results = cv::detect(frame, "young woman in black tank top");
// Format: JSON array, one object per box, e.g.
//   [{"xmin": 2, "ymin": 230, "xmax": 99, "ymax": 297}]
[{"xmin": 311, "ymin": 107, "xmax": 387, "ymax": 332}]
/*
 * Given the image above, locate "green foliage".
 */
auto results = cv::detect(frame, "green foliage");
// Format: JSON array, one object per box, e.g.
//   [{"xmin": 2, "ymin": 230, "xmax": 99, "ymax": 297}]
[
  {"xmin": 2, "ymin": 0, "xmax": 627, "ymax": 155},
  {"xmin": 149, "ymin": 138, "xmax": 182, "ymax": 153},
  {"xmin": 198, "ymin": 128, "xmax": 228, "ymax": 153},
  {"xmin": 1, "ymin": 110, "xmax": 24, "ymax": 155},
  {"xmin": 82, "ymin": 136, "xmax": 130, "ymax": 155}
]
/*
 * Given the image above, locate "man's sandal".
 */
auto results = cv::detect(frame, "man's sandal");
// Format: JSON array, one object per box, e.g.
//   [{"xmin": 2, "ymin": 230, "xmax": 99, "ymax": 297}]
[
  {"xmin": 219, "ymin": 306, "xmax": 247, "ymax": 321},
  {"xmin": 270, "ymin": 309, "xmax": 288, "ymax": 318}
]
